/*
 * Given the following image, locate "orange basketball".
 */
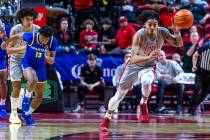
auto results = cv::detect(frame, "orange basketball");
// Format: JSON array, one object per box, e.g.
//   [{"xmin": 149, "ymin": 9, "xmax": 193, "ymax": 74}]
[{"xmin": 174, "ymin": 9, "xmax": 194, "ymax": 29}]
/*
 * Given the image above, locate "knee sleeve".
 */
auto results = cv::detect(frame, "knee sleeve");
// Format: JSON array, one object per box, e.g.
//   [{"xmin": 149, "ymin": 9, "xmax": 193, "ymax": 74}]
[
  {"xmin": 141, "ymin": 71, "xmax": 155, "ymax": 97},
  {"xmin": 108, "ymin": 88, "xmax": 128, "ymax": 111}
]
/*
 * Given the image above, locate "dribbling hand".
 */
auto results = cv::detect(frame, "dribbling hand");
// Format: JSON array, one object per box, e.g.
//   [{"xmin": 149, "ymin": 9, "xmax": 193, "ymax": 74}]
[{"xmin": 171, "ymin": 18, "xmax": 181, "ymax": 33}]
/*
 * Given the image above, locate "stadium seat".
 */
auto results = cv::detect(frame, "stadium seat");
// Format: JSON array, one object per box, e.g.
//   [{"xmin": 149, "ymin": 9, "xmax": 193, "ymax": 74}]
[
  {"xmin": 196, "ymin": 24, "xmax": 204, "ymax": 37},
  {"xmin": 129, "ymin": 23, "xmax": 141, "ymax": 31},
  {"xmin": 205, "ymin": 16, "xmax": 210, "ymax": 24},
  {"xmin": 205, "ymin": 33, "xmax": 210, "ymax": 40},
  {"xmin": 205, "ymin": 24, "xmax": 210, "ymax": 34},
  {"xmin": 162, "ymin": 43, "xmax": 179, "ymax": 59},
  {"xmin": 138, "ymin": 5, "xmax": 154, "ymax": 13},
  {"xmin": 159, "ymin": 5, "xmax": 168, "ymax": 14}
]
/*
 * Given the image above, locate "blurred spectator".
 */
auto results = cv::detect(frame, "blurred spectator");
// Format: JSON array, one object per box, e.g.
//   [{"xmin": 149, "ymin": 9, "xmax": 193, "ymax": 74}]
[
  {"xmin": 182, "ymin": 25, "xmax": 199, "ymax": 45},
  {"xmin": 181, "ymin": 0, "xmax": 209, "ymax": 8},
  {"xmin": 72, "ymin": 0, "xmax": 95, "ymax": 41},
  {"xmin": 182, "ymin": 31, "xmax": 202, "ymax": 72},
  {"xmin": 172, "ymin": 53, "xmax": 183, "ymax": 66},
  {"xmin": 73, "ymin": 54, "xmax": 106, "ymax": 113},
  {"xmin": 79, "ymin": 19, "xmax": 99, "ymax": 53},
  {"xmin": 182, "ymin": 0, "xmax": 208, "ymax": 24},
  {"xmin": 98, "ymin": 18, "xmax": 116, "ymax": 54},
  {"xmin": 56, "ymin": 17, "xmax": 76, "ymax": 54},
  {"xmin": 112, "ymin": 51, "xmax": 142, "ymax": 113},
  {"xmin": 156, "ymin": 50, "xmax": 185, "ymax": 114},
  {"xmin": 108, "ymin": 16, "xmax": 136, "ymax": 54},
  {"xmin": 200, "ymin": 13, "xmax": 210, "ymax": 24},
  {"xmin": 120, "ymin": 0, "xmax": 138, "ymax": 23}
]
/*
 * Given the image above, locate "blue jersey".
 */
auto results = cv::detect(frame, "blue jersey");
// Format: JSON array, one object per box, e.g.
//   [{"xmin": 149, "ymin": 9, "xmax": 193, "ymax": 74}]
[
  {"xmin": 22, "ymin": 33, "xmax": 57, "ymax": 65},
  {"xmin": 0, "ymin": 39, "xmax": 6, "ymax": 60},
  {"xmin": 0, "ymin": 24, "xmax": 10, "ymax": 61}
]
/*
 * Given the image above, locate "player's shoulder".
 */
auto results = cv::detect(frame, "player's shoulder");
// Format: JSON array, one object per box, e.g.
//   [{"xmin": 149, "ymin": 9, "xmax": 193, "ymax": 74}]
[
  {"xmin": 32, "ymin": 24, "xmax": 40, "ymax": 30},
  {"xmin": 116, "ymin": 64, "xmax": 124, "ymax": 71},
  {"xmin": 50, "ymin": 36, "xmax": 57, "ymax": 44},
  {"xmin": 158, "ymin": 26, "xmax": 169, "ymax": 32},
  {"xmin": 11, "ymin": 24, "xmax": 22, "ymax": 31}
]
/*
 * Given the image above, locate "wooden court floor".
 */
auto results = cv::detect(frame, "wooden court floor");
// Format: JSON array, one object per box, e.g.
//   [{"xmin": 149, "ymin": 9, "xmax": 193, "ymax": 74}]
[{"xmin": 0, "ymin": 112, "xmax": 210, "ymax": 140}]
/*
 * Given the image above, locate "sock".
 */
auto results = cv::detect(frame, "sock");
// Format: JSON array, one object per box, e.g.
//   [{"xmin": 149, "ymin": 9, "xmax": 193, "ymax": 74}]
[
  {"xmin": 0, "ymin": 99, "xmax": 6, "ymax": 105},
  {"xmin": 105, "ymin": 112, "xmax": 112, "ymax": 120},
  {"xmin": 25, "ymin": 89, "xmax": 32, "ymax": 98},
  {"xmin": 140, "ymin": 98, "xmax": 148, "ymax": 105},
  {"xmin": 11, "ymin": 97, "xmax": 19, "ymax": 114},
  {"xmin": 25, "ymin": 106, "xmax": 35, "ymax": 115}
]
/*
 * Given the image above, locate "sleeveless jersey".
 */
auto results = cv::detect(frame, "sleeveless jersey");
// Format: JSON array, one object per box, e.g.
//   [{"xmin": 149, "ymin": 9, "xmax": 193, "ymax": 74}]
[
  {"xmin": 11, "ymin": 24, "xmax": 40, "ymax": 59},
  {"xmin": 136, "ymin": 27, "xmax": 165, "ymax": 66}
]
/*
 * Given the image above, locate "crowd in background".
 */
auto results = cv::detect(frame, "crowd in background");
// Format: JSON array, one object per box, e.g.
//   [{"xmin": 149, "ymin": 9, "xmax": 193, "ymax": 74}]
[{"xmin": 1, "ymin": 0, "xmax": 210, "ymax": 113}]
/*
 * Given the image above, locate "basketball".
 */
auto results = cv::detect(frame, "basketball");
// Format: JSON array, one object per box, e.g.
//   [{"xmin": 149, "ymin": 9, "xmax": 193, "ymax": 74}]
[{"xmin": 174, "ymin": 9, "xmax": 194, "ymax": 29}]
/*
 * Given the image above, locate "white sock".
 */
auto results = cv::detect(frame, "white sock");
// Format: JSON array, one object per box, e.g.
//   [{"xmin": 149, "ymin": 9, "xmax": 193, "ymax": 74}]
[
  {"xmin": 1, "ymin": 99, "xmax": 6, "ymax": 105},
  {"xmin": 25, "ymin": 106, "xmax": 35, "ymax": 115},
  {"xmin": 25, "ymin": 89, "xmax": 32, "ymax": 98},
  {"xmin": 105, "ymin": 112, "xmax": 112, "ymax": 120},
  {"xmin": 140, "ymin": 98, "xmax": 147, "ymax": 105},
  {"xmin": 11, "ymin": 97, "xmax": 19, "ymax": 114}
]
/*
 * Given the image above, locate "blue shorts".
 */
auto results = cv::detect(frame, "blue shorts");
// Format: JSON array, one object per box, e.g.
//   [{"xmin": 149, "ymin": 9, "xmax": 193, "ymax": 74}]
[
  {"xmin": 21, "ymin": 59, "xmax": 46, "ymax": 82},
  {"xmin": 0, "ymin": 59, "xmax": 6, "ymax": 71}
]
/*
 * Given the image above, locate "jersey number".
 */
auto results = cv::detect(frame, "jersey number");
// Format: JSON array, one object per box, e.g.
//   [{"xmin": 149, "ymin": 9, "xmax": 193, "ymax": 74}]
[{"xmin": 35, "ymin": 52, "xmax": 42, "ymax": 58}]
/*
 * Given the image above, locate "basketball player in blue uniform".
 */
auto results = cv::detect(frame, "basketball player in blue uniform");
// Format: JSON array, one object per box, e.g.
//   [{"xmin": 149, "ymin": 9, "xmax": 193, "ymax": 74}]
[
  {"xmin": 0, "ymin": 39, "xmax": 7, "ymax": 117},
  {"xmin": 0, "ymin": 22, "xmax": 10, "ymax": 118},
  {"xmin": 1, "ymin": 26, "xmax": 57, "ymax": 125}
]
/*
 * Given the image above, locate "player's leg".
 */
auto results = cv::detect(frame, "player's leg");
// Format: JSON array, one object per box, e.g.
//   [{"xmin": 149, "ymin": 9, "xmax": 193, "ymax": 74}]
[
  {"xmin": 99, "ymin": 65, "xmax": 139, "ymax": 132},
  {"xmin": 139, "ymin": 69, "xmax": 155, "ymax": 122},
  {"xmin": 22, "ymin": 65, "xmax": 46, "ymax": 126},
  {"xmin": 9, "ymin": 58, "xmax": 22, "ymax": 124},
  {"xmin": 22, "ymin": 82, "xmax": 45, "ymax": 126},
  {"xmin": 0, "ymin": 60, "xmax": 7, "ymax": 117},
  {"xmin": 21, "ymin": 67, "xmax": 37, "ymax": 112}
]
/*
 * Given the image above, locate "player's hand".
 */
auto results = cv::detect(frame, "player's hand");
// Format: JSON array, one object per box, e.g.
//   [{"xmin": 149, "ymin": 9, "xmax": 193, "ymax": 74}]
[
  {"xmin": 0, "ymin": 29, "xmax": 6, "ymax": 39},
  {"xmin": 192, "ymin": 66, "xmax": 197, "ymax": 72},
  {"xmin": 45, "ymin": 50, "xmax": 50, "ymax": 57},
  {"xmin": 1, "ymin": 41, "xmax": 8, "ymax": 50},
  {"xmin": 171, "ymin": 18, "xmax": 181, "ymax": 33},
  {"xmin": 149, "ymin": 50, "xmax": 160, "ymax": 60}
]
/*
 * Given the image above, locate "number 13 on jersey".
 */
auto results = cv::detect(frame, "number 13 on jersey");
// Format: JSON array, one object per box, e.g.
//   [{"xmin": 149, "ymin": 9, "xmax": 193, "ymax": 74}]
[{"xmin": 36, "ymin": 51, "xmax": 42, "ymax": 58}]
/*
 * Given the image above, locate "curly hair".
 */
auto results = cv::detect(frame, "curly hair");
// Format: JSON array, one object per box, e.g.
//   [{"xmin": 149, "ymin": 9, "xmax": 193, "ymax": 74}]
[
  {"xmin": 139, "ymin": 10, "xmax": 160, "ymax": 24},
  {"xmin": 16, "ymin": 8, "xmax": 37, "ymax": 23},
  {"xmin": 39, "ymin": 26, "xmax": 53, "ymax": 37}
]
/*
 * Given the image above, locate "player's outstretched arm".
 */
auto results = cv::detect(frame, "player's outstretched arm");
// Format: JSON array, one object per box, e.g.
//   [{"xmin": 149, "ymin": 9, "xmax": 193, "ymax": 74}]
[
  {"xmin": 1, "ymin": 33, "xmax": 24, "ymax": 50},
  {"xmin": 130, "ymin": 33, "xmax": 158, "ymax": 65},
  {"xmin": 161, "ymin": 27, "xmax": 183, "ymax": 47}
]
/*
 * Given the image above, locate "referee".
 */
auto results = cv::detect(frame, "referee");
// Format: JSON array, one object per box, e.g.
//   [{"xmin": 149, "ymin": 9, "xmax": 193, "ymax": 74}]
[{"xmin": 188, "ymin": 40, "xmax": 210, "ymax": 115}]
